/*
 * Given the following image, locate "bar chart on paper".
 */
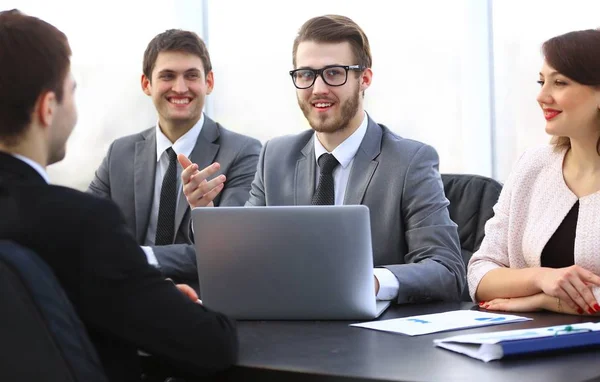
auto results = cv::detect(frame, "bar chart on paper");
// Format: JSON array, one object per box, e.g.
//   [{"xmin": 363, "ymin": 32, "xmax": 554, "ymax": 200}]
[{"xmin": 350, "ymin": 310, "xmax": 531, "ymax": 336}]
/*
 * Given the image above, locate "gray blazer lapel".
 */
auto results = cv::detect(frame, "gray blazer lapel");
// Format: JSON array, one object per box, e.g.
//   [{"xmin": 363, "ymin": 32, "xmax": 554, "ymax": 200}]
[
  {"xmin": 344, "ymin": 117, "xmax": 381, "ymax": 205},
  {"xmin": 295, "ymin": 135, "xmax": 316, "ymax": 205},
  {"xmin": 174, "ymin": 117, "xmax": 220, "ymax": 235},
  {"xmin": 134, "ymin": 129, "xmax": 157, "ymax": 243}
]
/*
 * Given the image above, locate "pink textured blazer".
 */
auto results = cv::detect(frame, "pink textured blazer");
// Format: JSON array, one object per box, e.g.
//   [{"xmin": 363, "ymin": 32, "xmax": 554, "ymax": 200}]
[{"xmin": 467, "ymin": 145, "xmax": 600, "ymax": 302}]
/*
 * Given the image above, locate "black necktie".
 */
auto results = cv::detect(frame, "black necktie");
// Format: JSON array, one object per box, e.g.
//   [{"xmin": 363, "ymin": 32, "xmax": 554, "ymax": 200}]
[
  {"xmin": 312, "ymin": 153, "xmax": 339, "ymax": 205},
  {"xmin": 155, "ymin": 147, "xmax": 178, "ymax": 245}
]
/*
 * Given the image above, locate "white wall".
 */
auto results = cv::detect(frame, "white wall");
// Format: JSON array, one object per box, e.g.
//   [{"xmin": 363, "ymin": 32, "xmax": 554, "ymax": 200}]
[{"xmin": 5, "ymin": 0, "xmax": 600, "ymax": 187}]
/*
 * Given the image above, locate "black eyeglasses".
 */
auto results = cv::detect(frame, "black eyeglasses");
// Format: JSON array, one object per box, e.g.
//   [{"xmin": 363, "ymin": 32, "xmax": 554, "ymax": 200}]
[{"xmin": 289, "ymin": 65, "xmax": 365, "ymax": 89}]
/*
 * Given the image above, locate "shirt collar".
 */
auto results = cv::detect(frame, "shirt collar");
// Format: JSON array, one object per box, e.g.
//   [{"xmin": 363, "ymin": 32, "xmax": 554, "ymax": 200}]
[
  {"xmin": 11, "ymin": 153, "xmax": 50, "ymax": 184},
  {"xmin": 155, "ymin": 113, "xmax": 205, "ymax": 161},
  {"xmin": 313, "ymin": 111, "xmax": 368, "ymax": 169}
]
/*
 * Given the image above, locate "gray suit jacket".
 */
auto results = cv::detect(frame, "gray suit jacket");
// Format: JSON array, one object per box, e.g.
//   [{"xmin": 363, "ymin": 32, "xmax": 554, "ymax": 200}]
[
  {"xmin": 246, "ymin": 116, "xmax": 465, "ymax": 303},
  {"xmin": 89, "ymin": 116, "xmax": 261, "ymax": 284}
]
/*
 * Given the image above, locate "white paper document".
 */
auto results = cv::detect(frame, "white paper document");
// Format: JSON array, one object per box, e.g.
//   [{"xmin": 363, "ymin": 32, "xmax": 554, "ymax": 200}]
[
  {"xmin": 434, "ymin": 322, "xmax": 600, "ymax": 362},
  {"xmin": 350, "ymin": 310, "xmax": 531, "ymax": 336}
]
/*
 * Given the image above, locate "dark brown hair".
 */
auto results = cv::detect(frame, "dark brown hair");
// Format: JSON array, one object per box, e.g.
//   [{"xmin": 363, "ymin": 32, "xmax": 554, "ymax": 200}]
[
  {"xmin": 542, "ymin": 29, "xmax": 600, "ymax": 153},
  {"xmin": 0, "ymin": 9, "xmax": 71, "ymax": 144},
  {"xmin": 143, "ymin": 29, "xmax": 212, "ymax": 81},
  {"xmin": 292, "ymin": 15, "xmax": 372, "ymax": 70}
]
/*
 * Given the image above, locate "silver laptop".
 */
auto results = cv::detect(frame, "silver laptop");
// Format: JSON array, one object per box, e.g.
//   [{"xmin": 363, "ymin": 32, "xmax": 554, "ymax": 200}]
[{"xmin": 192, "ymin": 205, "xmax": 390, "ymax": 320}]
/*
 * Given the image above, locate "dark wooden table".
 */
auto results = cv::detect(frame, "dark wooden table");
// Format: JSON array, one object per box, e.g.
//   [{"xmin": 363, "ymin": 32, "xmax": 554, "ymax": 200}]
[{"xmin": 208, "ymin": 302, "xmax": 600, "ymax": 382}]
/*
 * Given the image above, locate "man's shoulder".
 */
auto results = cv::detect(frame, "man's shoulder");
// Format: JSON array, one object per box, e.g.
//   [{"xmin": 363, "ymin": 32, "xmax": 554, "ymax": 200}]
[
  {"xmin": 6, "ymin": 183, "xmax": 123, "ymax": 235},
  {"xmin": 46, "ymin": 185, "xmax": 121, "ymax": 216},
  {"xmin": 109, "ymin": 127, "xmax": 154, "ymax": 148},
  {"xmin": 377, "ymin": 124, "xmax": 434, "ymax": 158},
  {"xmin": 213, "ymin": 122, "xmax": 261, "ymax": 148},
  {"xmin": 264, "ymin": 130, "xmax": 314, "ymax": 151}
]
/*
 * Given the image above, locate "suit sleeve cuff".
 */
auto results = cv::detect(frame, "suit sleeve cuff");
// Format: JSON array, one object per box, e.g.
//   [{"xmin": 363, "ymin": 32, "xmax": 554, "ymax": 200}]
[
  {"xmin": 141, "ymin": 246, "xmax": 160, "ymax": 267},
  {"xmin": 374, "ymin": 268, "xmax": 399, "ymax": 301}
]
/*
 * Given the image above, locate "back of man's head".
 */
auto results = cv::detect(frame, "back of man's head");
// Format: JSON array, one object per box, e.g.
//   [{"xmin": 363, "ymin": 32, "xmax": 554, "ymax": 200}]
[
  {"xmin": 142, "ymin": 29, "xmax": 212, "ymax": 81},
  {"xmin": 0, "ymin": 9, "xmax": 71, "ymax": 146}
]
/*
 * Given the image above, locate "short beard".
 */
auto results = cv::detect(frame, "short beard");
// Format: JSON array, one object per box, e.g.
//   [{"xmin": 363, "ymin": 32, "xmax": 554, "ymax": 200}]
[{"xmin": 299, "ymin": 87, "xmax": 360, "ymax": 134}]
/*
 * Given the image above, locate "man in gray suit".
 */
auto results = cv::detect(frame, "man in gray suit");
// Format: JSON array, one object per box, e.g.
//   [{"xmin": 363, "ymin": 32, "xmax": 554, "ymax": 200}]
[
  {"xmin": 182, "ymin": 15, "xmax": 464, "ymax": 303},
  {"xmin": 89, "ymin": 29, "xmax": 261, "ymax": 288}
]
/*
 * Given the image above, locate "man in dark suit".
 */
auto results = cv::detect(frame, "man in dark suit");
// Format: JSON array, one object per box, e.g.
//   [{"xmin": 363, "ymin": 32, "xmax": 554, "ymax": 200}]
[
  {"xmin": 88, "ymin": 29, "xmax": 261, "ymax": 287},
  {"xmin": 181, "ymin": 15, "xmax": 465, "ymax": 304},
  {"xmin": 0, "ymin": 10, "xmax": 237, "ymax": 381}
]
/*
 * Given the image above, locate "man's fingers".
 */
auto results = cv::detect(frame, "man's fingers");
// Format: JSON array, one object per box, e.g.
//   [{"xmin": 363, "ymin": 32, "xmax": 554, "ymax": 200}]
[
  {"xmin": 178, "ymin": 160, "xmax": 225, "ymax": 210},
  {"xmin": 203, "ymin": 183, "xmax": 225, "ymax": 203},
  {"xmin": 186, "ymin": 173, "xmax": 225, "ymax": 198},
  {"xmin": 181, "ymin": 163, "xmax": 199, "ymax": 184},
  {"xmin": 177, "ymin": 153, "xmax": 193, "ymax": 169},
  {"xmin": 188, "ymin": 183, "xmax": 224, "ymax": 206},
  {"xmin": 183, "ymin": 165, "xmax": 220, "ymax": 195},
  {"xmin": 176, "ymin": 284, "xmax": 199, "ymax": 302},
  {"xmin": 194, "ymin": 162, "xmax": 221, "ymax": 183},
  {"xmin": 201, "ymin": 174, "xmax": 226, "ymax": 191},
  {"xmin": 185, "ymin": 174, "xmax": 225, "ymax": 201},
  {"xmin": 181, "ymin": 162, "xmax": 221, "ymax": 187},
  {"xmin": 182, "ymin": 163, "xmax": 221, "ymax": 189}
]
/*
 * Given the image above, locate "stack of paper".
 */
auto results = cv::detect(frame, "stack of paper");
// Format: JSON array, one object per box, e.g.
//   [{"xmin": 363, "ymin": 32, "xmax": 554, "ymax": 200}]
[{"xmin": 350, "ymin": 310, "xmax": 531, "ymax": 336}]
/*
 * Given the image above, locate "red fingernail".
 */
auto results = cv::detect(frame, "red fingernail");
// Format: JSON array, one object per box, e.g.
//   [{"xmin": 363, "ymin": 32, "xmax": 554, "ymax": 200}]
[
  {"xmin": 478, "ymin": 301, "xmax": 486, "ymax": 305},
  {"xmin": 588, "ymin": 308, "xmax": 595, "ymax": 315},
  {"xmin": 577, "ymin": 308, "xmax": 584, "ymax": 314},
  {"xmin": 594, "ymin": 304, "xmax": 600, "ymax": 311}
]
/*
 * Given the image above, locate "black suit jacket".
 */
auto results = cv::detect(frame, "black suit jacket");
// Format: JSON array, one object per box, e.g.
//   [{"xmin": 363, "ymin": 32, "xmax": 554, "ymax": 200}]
[{"xmin": 0, "ymin": 152, "xmax": 237, "ymax": 382}]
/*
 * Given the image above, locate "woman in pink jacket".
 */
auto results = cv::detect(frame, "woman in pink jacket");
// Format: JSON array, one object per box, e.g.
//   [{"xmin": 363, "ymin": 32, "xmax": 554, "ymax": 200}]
[{"xmin": 468, "ymin": 29, "xmax": 600, "ymax": 315}]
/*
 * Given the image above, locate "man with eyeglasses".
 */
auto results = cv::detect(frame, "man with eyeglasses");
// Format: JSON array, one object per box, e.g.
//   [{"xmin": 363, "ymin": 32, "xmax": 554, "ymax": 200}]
[{"xmin": 181, "ymin": 15, "xmax": 465, "ymax": 304}]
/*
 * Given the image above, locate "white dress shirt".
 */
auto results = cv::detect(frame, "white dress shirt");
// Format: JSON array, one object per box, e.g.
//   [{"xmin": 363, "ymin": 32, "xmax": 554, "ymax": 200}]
[
  {"xmin": 11, "ymin": 153, "xmax": 50, "ymax": 184},
  {"xmin": 313, "ymin": 111, "xmax": 399, "ymax": 301},
  {"xmin": 141, "ymin": 114, "xmax": 205, "ymax": 266}
]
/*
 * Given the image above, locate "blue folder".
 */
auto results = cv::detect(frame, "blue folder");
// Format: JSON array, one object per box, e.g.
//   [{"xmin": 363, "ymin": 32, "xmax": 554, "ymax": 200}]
[
  {"xmin": 434, "ymin": 323, "xmax": 600, "ymax": 362},
  {"xmin": 500, "ymin": 330, "xmax": 600, "ymax": 357}
]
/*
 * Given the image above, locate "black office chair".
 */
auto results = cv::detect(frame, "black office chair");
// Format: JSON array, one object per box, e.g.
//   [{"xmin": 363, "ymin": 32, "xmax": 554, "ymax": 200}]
[
  {"xmin": 0, "ymin": 240, "xmax": 108, "ymax": 382},
  {"xmin": 441, "ymin": 174, "xmax": 502, "ymax": 301}
]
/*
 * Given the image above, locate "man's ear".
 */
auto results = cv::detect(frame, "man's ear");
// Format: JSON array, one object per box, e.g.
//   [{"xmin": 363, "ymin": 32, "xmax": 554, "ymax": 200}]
[
  {"xmin": 205, "ymin": 70, "xmax": 214, "ymax": 95},
  {"xmin": 360, "ymin": 68, "xmax": 373, "ymax": 92},
  {"xmin": 141, "ymin": 74, "xmax": 152, "ymax": 96},
  {"xmin": 35, "ymin": 90, "xmax": 57, "ymax": 128}
]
